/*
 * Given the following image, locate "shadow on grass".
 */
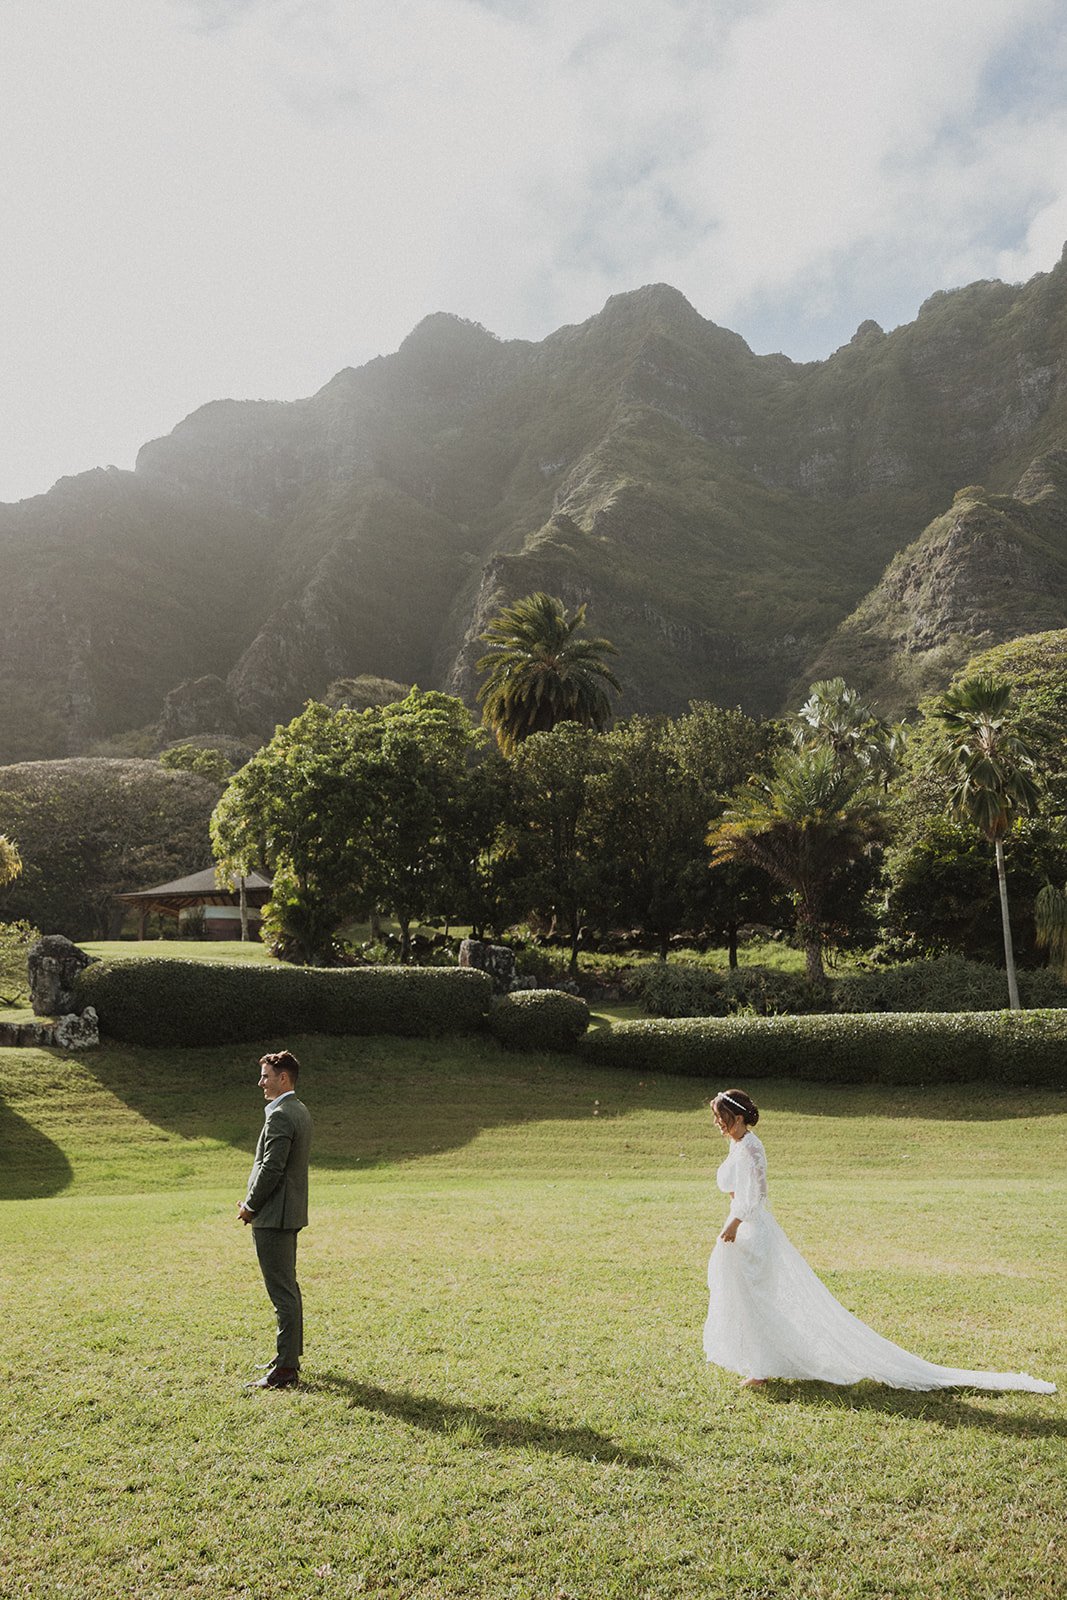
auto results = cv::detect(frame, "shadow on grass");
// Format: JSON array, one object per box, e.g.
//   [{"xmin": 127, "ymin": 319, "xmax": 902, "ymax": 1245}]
[
  {"xmin": 0, "ymin": 1099, "xmax": 73, "ymax": 1199},
  {"xmin": 761, "ymin": 1381, "xmax": 1064, "ymax": 1437},
  {"xmin": 80, "ymin": 1033, "xmax": 713, "ymax": 1172},
  {"xmin": 310, "ymin": 1373, "xmax": 675, "ymax": 1471},
  {"xmin": 78, "ymin": 1035, "xmax": 1063, "ymax": 1179},
  {"xmin": 753, "ymin": 1081, "xmax": 1065, "ymax": 1123}
]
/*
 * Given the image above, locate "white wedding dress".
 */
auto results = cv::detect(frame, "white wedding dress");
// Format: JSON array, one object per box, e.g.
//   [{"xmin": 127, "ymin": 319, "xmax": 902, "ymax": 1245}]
[{"xmin": 703, "ymin": 1131, "xmax": 1056, "ymax": 1392}]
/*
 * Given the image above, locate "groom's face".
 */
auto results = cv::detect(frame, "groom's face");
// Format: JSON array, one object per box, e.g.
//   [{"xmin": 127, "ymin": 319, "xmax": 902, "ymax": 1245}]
[{"xmin": 258, "ymin": 1061, "xmax": 288, "ymax": 1102}]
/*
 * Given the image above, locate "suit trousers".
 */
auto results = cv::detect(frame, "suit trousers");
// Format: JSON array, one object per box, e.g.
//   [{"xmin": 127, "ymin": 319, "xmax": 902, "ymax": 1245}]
[{"xmin": 253, "ymin": 1227, "xmax": 303, "ymax": 1369}]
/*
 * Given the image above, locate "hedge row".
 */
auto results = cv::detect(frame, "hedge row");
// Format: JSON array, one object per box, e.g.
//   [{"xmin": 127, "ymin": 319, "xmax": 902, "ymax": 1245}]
[
  {"xmin": 579, "ymin": 1010, "xmax": 1067, "ymax": 1087},
  {"xmin": 74, "ymin": 959, "xmax": 493, "ymax": 1047},
  {"xmin": 489, "ymin": 989, "xmax": 590, "ymax": 1051}
]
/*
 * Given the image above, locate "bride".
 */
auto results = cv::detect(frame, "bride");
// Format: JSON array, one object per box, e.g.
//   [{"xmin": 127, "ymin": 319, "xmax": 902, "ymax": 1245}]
[{"xmin": 703, "ymin": 1088, "xmax": 1056, "ymax": 1393}]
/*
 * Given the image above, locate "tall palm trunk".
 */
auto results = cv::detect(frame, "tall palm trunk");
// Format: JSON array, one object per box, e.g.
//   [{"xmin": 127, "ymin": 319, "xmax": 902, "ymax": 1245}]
[
  {"xmin": 994, "ymin": 837, "xmax": 1021, "ymax": 1011},
  {"xmin": 797, "ymin": 899, "xmax": 826, "ymax": 987}
]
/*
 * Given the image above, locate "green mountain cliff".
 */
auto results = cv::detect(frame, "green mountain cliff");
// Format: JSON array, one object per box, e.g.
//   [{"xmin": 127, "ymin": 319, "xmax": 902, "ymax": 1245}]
[{"xmin": 4, "ymin": 251, "xmax": 1067, "ymax": 760}]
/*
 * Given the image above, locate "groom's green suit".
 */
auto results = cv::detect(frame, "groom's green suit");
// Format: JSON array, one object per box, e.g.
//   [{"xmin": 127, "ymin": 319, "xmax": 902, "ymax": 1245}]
[{"xmin": 244, "ymin": 1091, "xmax": 313, "ymax": 1370}]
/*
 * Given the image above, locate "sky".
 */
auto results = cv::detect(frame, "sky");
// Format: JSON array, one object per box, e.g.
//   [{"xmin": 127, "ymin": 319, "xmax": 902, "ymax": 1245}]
[{"xmin": 3, "ymin": 0, "xmax": 1067, "ymax": 505}]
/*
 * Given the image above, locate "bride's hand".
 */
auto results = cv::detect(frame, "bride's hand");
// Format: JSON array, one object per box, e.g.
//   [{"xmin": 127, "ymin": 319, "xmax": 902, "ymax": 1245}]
[{"xmin": 719, "ymin": 1219, "xmax": 740, "ymax": 1244}]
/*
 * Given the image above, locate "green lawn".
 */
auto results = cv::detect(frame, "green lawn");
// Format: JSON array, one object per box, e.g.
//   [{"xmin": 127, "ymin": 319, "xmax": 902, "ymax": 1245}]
[
  {"xmin": 1, "ymin": 1034, "xmax": 1063, "ymax": 1599},
  {"xmin": 81, "ymin": 938, "xmax": 280, "ymax": 964}
]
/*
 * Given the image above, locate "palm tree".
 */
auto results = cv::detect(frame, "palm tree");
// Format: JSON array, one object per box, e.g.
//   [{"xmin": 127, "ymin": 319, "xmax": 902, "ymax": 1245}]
[
  {"xmin": 1035, "ymin": 881, "xmax": 1067, "ymax": 979},
  {"xmin": 794, "ymin": 677, "xmax": 907, "ymax": 788},
  {"xmin": 0, "ymin": 834, "xmax": 22, "ymax": 889},
  {"xmin": 931, "ymin": 674, "xmax": 1040, "ymax": 1010},
  {"xmin": 476, "ymin": 592, "xmax": 621, "ymax": 755},
  {"xmin": 707, "ymin": 746, "xmax": 884, "ymax": 985}
]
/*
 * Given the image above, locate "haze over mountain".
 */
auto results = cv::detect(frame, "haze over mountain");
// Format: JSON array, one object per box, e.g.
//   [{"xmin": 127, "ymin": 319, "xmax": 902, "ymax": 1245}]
[{"xmin": 4, "ymin": 250, "xmax": 1067, "ymax": 764}]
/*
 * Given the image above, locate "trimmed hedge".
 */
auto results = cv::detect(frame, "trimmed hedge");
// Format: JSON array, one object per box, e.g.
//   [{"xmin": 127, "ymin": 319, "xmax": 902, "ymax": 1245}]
[
  {"xmin": 74, "ymin": 959, "xmax": 493, "ymax": 1047},
  {"xmin": 488, "ymin": 989, "xmax": 590, "ymax": 1052},
  {"xmin": 579, "ymin": 1010, "xmax": 1067, "ymax": 1087}
]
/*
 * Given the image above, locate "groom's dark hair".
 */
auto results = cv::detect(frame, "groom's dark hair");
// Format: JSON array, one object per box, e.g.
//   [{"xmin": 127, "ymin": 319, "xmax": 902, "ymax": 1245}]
[{"xmin": 261, "ymin": 1049, "xmax": 300, "ymax": 1083}]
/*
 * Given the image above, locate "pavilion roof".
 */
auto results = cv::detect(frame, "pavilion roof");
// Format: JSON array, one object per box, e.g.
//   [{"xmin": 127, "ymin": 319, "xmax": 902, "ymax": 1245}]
[{"xmin": 119, "ymin": 867, "xmax": 272, "ymax": 903}]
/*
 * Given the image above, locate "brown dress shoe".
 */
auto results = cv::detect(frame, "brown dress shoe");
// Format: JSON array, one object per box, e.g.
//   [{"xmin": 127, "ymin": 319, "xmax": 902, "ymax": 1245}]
[{"xmin": 248, "ymin": 1365, "xmax": 299, "ymax": 1389}]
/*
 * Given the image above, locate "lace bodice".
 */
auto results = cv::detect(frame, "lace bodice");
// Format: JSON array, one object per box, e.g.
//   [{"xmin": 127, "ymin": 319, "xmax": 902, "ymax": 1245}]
[{"xmin": 716, "ymin": 1131, "xmax": 768, "ymax": 1222}]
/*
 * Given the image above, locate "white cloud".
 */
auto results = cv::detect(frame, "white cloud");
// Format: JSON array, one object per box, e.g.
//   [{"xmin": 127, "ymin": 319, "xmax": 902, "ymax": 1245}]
[{"xmin": 2, "ymin": 0, "xmax": 1067, "ymax": 501}]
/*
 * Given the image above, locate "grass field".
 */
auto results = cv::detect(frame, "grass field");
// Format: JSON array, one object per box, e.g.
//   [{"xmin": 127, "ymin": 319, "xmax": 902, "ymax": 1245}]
[{"xmin": 1, "ymin": 1032, "xmax": 1063, "ymax": 1600}]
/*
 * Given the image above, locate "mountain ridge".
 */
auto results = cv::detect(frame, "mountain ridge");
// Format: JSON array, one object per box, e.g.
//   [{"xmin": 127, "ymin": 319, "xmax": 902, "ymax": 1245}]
[{"xmin": 4, "ymin": 256, "xmax": 1067, "ymax": 761}]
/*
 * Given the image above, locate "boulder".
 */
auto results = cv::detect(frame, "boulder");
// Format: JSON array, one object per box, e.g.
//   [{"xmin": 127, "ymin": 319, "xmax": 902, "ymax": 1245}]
[
  {"xmin": 458, "ymin": 938, "xmax": 516, "ymax": 995},
  {"xmin": 0, "ymin": 1006, "xmax": 98, "ymax": 1049},
  {"xmin": 27, "ymin": 935, "xmax": 97, "ymax": 1017},
  {"xmin": 52, "ymin": 1007, "xmax": 99, "ymax": 1050}
]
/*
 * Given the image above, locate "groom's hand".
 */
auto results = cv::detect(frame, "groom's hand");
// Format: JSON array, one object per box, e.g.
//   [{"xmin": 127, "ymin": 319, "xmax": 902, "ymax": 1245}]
[{"xmin": 237, "ymin": 1203, "xmax": 255, "ymax": 1224}]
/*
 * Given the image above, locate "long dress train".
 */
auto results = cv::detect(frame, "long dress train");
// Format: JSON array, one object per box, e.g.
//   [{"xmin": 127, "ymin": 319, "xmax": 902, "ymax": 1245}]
[{"xmin": 703, "ymin": 1131, "xmax": 1056, "ymax": 1393}]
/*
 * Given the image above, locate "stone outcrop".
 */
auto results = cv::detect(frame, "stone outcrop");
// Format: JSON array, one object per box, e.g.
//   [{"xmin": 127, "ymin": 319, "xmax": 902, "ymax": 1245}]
[
  {"xmin": 28, "ymin": 935, "xmax": 96, "ymax": 1017},
  {"xmin": 803, "ymin": 464, "xmax": 1067, "ymax": 712},
  {"xmin": 458, "ymin": 938, "xmax": 517, "ymax": 995},
  {"xmin": 53, "ymin": 1007, "xmax": 100, "ymax": 1049},
  {"xmin": 0, "ymin": 1006, "xmax": 98, "ymax": 1049},
  {"xmin": 159, "ymin": 675, "xmax": 242, "ymax": 741}
]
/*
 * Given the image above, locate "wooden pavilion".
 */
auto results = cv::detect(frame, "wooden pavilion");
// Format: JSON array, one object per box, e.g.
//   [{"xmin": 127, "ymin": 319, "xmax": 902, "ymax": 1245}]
[{"xmin": 119, "ymin": 868, "xmax": 272, "ymax": 940}]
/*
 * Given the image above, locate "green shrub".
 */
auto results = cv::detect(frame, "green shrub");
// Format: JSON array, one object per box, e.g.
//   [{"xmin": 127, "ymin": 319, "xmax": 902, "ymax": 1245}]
[
  {"xmin": 488, "ymin": 989, "xmax": 590, "ymax": 1051},
  {"xmin": 641, "ymin": 953, "xmax": 1067, "ymax": 1019},
  {"xmin": 640, "ymin": 963, "xmax": 728, "ymax": 1017},
  {"xmin": 834, "ymin": 954, "xmax": 1067, "ymax": 1013},
  {"xmin": 640, "ymin": 962, "xmax": 820, "ymax": 1017},
  {"xmin": 513, "ymin": 945, "xmax": 572, "ymax": 985},
  {"xmin": 74, "ymin": 959, "xmax": 493, "ymax": 1047},
  {"xmin": 580, "ymin": 1010, "xmax": 1067, "ymax": 1087},
  {"xmin": 0, "ymin": 919, "xmax": 39, "ymax": 1005}
]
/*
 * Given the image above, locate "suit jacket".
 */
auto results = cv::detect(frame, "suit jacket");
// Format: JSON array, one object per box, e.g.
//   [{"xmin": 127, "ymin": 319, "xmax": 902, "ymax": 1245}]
[{"xmin": 244, "ymin": 1094, "xmax": 312, "ymax": 1231}]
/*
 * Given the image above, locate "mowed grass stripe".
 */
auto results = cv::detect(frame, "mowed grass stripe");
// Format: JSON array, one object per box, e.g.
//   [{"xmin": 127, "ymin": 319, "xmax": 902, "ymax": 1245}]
[{"xmin": 1, "ymin": 1038, "xmax": 1063, "ymax": 1599}]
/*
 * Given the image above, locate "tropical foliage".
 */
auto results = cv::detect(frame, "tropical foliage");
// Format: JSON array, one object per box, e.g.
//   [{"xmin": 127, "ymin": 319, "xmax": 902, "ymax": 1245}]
[
  {"xmin": 707, "ymin": 746, "xmax": 885, "ymax": 984},
  {"xmin": 1036, "ymin": 881, "xmax": 1067, "ymax": 980},
  {"xmin": 0, "ymin": 833, "xmax": 22, "ymax": 889},
  {"xmin": 930, "ymin": 674, "xmax": 1040, "ymax": 1008},
  {"xmin": 213, "ymin": 691, "xmax": 502, "ymax": 963},
  {"xmin": 158, "ymin": 745, "xmax": 233, "ymax": 784},
  {"xmin": 793, "ymin": 676, "xmax": 906, "ymax": 786},
  {"xmin": 476, "ymin": 592, "xmax": 620, "ymax": 754},
  {"xmin": 0, "ymin": 760, "xmax": 217, "ymax": 939}
]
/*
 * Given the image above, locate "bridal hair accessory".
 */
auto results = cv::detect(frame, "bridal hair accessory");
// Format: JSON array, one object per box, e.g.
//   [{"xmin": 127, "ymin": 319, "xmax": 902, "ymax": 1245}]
[{"xmin": 718, "ymin": 1093, "xmax": 748, "ymax": 1113}]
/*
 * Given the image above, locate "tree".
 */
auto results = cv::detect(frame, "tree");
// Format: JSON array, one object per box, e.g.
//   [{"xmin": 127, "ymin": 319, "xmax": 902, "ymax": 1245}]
[
  {"xmin": 707, "ymin": 746, "xmax": 884, "ymax": 985},
  {"xmin": 506, "ymin": 722, "xmax": 606, "ymax": 975},
  {"xmin": 931, "ymin": 674, "xmax": 1040, "ymax": 1010},
  {"xmin": 213, "ymin": 691, "xmax": 498, "ymax": 963},
  {"xmin": 590, "ymin": 704, "xmax": 776, "ymax": 960},
  {"xmin": 1035, "ymin": 880, "xmax": 1067, "ymax": 979},
  {"xmin": 0, "ymin": 760, "xmax": 217, "ymax": 938},
  {"xmin": 793, "ymin": 677, "xmax": 907, "ymax": 788},
  {"xmin": 882, "ymin": 633, "xmax": 1067, "ymax": 965},
  {"xmin": 0, "ymin": 834, "xmax": 21, "ymax": 889},
  {"xmin": 159, "ymin": 745, "xmax": 233, "ymax": 785},
  {"xmin": 476, "ymin": 592, "xmax": 621, "ymax": 754}
]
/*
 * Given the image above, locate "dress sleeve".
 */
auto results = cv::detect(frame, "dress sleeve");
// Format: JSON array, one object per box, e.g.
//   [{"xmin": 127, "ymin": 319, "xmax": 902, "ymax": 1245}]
[{"xmin": 728, "ymin": 1139, "xmax": 767, "ymax": 1222}]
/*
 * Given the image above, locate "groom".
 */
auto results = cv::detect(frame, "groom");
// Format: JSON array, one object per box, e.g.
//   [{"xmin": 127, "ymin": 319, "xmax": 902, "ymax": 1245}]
[{"xmin": 237, "ymin": 1050, "xmax": 313, "ymax": 1390}]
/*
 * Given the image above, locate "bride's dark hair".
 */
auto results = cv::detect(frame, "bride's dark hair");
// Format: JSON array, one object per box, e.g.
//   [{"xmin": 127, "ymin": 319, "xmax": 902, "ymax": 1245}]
[{"xmin": 713, "ymin": 1088, "xmax": 758, "ymax": 1126}]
